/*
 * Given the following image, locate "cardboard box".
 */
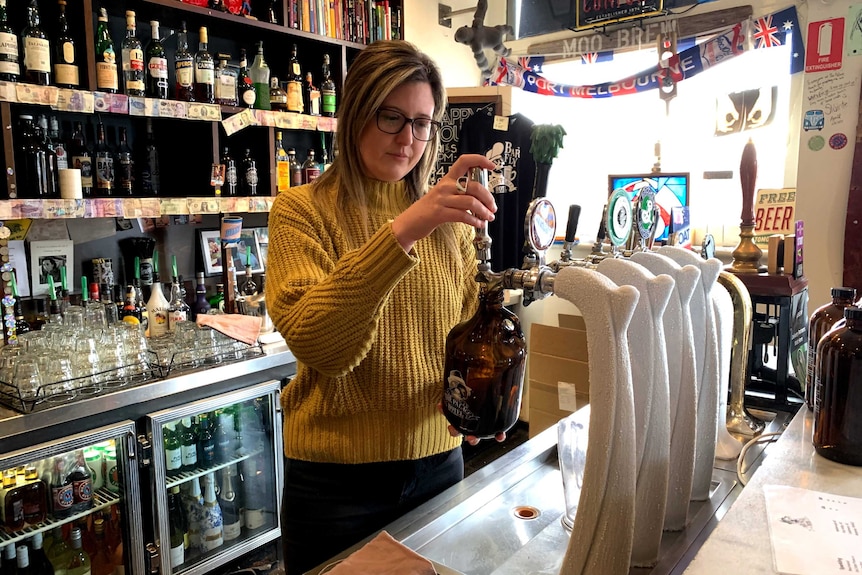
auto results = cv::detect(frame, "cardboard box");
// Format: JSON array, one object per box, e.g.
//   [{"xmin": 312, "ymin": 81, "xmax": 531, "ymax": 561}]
[{"xmin": 558, "ymin": 314, "xmax": 586, "ymax": 330}]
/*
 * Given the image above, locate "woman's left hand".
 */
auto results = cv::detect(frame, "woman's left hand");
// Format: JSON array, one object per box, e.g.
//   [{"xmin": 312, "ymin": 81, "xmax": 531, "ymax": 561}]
[{"xmin": 438, "ymin": 402, "xmax": 506, "ymax": 446}]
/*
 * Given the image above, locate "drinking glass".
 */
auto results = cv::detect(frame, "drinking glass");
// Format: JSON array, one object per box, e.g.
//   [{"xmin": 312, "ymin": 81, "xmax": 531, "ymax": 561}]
[
  {"xmin": 0, "ymin": 346, "xmax": 21, "ymax": 385},
  {"xmin": 12, "ymin": 358, "xmax": 44, "ymax": 403},
  {"xmin": 63, "ymin": 306, "xmax": 86, "ymax": 329},
  {"xmin": 557, "ymin": 412, "xmax": 587, "ymax": 532}
]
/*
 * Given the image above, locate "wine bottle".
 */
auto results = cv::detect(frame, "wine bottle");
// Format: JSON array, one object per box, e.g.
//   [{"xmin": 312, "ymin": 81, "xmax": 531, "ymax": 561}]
[
  {"xmin": 275, "ymin": 132, "xmax": 289, "ymax": 192},
  {"xmin": 193, "ymin": 273, "xmax": 211, "ymax": 318},
  {"xmin": 301, "ymin": 149, "xmax": 319, "ymax": 184},
  {"xmin": 217, "ymin": 468, "xmax": 241, "ymax": 542},
  {"xmin": 302, "ymin": 71, "xmax": 319, "ymax": 116},
  {"xmin": 241, "ymin": 149, "xmax": 258, "ymax": 196},
  {"xmin": 146, "ymin": 252, "xmax": 169, "ymax": 338},
  {"xmin": 193, "ymin": 27, "xmax": 214, "ymax": 104},
  {"xmin": 196, "ymin": 413, "xmax": 216, "ymax": 467},
  {"xmin": 180, "ymin": 478, "xmax": 204, "ymax": 551},
  {"xmin": 65, "ymin": 528, "xmax": 90, "ymax": 575},
  {"xmin": 199, "ymin": 473, "xmax": 223, "ymax": 553},
  {"xmin": 146, "ymin": 20, "xmax": 168, "ymax": 98},
  {"xmin": 249, "ymin": 42, "xmax": 270, "ymax": 110},
  {"xmin": 806, "ymin": 287, "xmax": 856, "ymax": 409},
  {"xmin": 49, "ymin": 116, "xmax": 68, "ymax": 170},
  {"xmin": 95, "ymin": 8, "xmax": 118, "ymax": 93},
  {"xmin": 167, "ymin": 487, "xmax": 185, "ymax": 569},
  {"xmin": 285, "ymin": 44, "xmax": 303, "ymax": 114},
  {"xmin": 214, "ymin": 408, "xmax": 235, "ymax": 464},
  {"xmin": 47, "ymin": 525, "xmax": 71, "ymax": 574},
  {"xmin": 115, "ymin": 127, "xmax": 134, "ymax": 196},
  {"xmin": 94, "ymin": 121, "xmax": 113, "ymax": 196},
  {"xmin": 287, "ymin": 148, "xmax": 302, "ymax": 188},
  {"xmin": 221, "ymin": 147, "xmax": 237, "ymax": 197},
  {"xmin": 240, "ymin": 455, "xmax": 266, "ymax": 531},
  {"xmin": 70, "ymin": 121, "xmax": 93, "ymax": 197},
  {"xmin": 442, "ymin": 283, "xmax": 527, "ymax": 438},
  {"xmin": 53, "ymin": 0, "xmax": 78, "ymax": 88},
  {"xmin": 179, "ymin": 417, "xmax": 198, "ymax": 472},
  {"xmin": 174, "ymin": 21, "xmax": 194, "ymax": 102},
  {"xmin": 22, "ymin": 0, "xmax": 50, "ymax": 85},
  {"xmin": 15, "ymin": 544, "xmax": 32, "ymax": 575},
  {"xmin": 0, "ymin": 0, "xmax": 19, "ymax": 82},
  {"xmin": 237, "ymin": 48, "xmax": 255, "ymax": 108},
  {"xmin": 90, "ymin": 518, "xmax": 113, "ymax": 575},
  {"xmin": 164, "ymin": 422, "xmax": 182, "ymax": 476},
  {"xmin": 121, "ymin": 10, "xmax": 144, "ymax": 96},
  {"xmin": 27, "ymin": 533, "xmax": 53, "ymax": 575},
  {"xmin": 321, "ymin": 53, "xmax": 336, "ymax": 117}
]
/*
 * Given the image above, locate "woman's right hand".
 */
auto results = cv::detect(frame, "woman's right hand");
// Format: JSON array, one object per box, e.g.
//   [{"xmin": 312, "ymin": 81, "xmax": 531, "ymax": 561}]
[{"xmin": 391, "ymin": 154, "xmax": 497, "ymax": 253}]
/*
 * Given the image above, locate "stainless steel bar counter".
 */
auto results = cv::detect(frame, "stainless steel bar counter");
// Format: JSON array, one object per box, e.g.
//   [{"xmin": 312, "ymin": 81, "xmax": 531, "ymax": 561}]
[{"xmin": 312, "ymin": 405, "xmax": 791, "ymax": 575}]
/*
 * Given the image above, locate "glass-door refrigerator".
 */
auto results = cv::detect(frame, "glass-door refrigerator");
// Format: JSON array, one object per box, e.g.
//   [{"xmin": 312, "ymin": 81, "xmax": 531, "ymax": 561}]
[
  {"xmin": 0, "ymin": 422, "xmax": 146, "ymax": 575},
  {"xmin": 146, "ymin": 379, "xmax": 283, "ymax": 575}
]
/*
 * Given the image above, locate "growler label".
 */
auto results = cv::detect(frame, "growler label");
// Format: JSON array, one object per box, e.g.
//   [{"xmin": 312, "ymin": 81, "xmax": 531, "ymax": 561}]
[{"xmin": 443, "ymin": 369, "xmax": 480, "ymax": 430}]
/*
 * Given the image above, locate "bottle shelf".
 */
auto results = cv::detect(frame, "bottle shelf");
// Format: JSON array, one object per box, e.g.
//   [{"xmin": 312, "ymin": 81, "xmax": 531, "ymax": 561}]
[
  {"xmin": 0, "ymin": 82, "xmax": 337, "ymax": 135},
  {"xmin": 0, "ymin": 196, "xmax": 275, "ymax": 219},
  {"xmin": 0, "ymin": 486, "xmax": 121, "ymax": 549},
  {"xmin": 164, "ymin": 449, "xmax": 262, "ymax": 491}
]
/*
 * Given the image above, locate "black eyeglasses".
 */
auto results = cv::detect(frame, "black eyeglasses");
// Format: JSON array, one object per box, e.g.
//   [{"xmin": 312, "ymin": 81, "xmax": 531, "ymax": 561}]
[{"xmin": 375, "ymin": 108, "xmax": 440, "ymax": 141}]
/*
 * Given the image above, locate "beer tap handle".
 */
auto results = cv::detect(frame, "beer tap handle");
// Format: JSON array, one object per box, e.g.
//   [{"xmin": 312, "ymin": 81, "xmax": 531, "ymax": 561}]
[{"xmin": 561, "ymin": 204, "xmax": 581, "ymax": 262}]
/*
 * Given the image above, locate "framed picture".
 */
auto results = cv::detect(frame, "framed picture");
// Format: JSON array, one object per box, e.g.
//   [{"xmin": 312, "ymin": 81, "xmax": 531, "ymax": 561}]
[
  {"xmin": 198, "ymin": 229, "xmax": 223, "ymax": 277},
  {"xmin": 29, "ymin": 239, "xmax": 74, "ymax": 297},
  {"xmin": 232, "ymin": 229, "xmax": 264, "ymax": 274},
  {"xmin": 607, "ymin": 173, "xmax": 690, "ymax": 244}
]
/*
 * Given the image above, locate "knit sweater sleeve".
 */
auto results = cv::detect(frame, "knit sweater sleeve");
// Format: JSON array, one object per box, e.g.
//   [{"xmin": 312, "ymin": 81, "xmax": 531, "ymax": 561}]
[{"xmin": 266, "ymin": 184, "xmax": 418, "ymax": 378}]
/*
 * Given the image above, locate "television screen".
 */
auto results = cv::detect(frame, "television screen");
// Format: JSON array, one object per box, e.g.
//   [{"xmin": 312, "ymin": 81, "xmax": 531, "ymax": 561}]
[{"xmin": 607, "ymin": 173, "xmax": 690, "ymax": 243}]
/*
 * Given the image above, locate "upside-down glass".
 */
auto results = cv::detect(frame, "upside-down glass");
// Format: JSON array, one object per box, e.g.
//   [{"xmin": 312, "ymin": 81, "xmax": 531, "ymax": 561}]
[
  {"xmin": 557, "ymin": 412, "xmax": 587, "ymax": 532},
  {"xmin": 12, "ymin": 358, "xmax": 44, "ymax": 403}
]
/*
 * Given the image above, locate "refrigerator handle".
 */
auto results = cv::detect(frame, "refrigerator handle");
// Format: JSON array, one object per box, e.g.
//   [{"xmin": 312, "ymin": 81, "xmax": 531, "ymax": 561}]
[{"xmin": 137, "ymin": 433, "xmax": 153, "ymax": 468}]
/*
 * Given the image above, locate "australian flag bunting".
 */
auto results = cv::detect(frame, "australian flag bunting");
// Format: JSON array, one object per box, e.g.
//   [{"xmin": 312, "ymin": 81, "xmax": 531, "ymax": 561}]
[{"xmin": 752, "ymin": 6, "xmax": 804, "ymax": 74}]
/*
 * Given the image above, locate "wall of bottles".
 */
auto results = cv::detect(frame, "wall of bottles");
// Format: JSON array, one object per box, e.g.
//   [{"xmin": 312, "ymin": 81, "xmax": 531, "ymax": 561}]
[{"xmin": 149, "ymin": 384, "xmax": 281, "ymax": 575}]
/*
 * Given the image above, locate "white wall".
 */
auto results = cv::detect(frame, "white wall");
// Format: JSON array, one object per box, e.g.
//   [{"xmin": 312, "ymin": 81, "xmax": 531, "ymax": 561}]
[{"xmin": 405, "ymin": 0, "xmax": 861, "ymax": 310}]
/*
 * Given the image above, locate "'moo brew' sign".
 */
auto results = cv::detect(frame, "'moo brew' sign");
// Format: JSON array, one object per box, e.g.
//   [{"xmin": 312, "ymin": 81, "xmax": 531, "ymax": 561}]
[{"xmin": 576, "ymin": 0, "xmax": 665, "ymax": 31}]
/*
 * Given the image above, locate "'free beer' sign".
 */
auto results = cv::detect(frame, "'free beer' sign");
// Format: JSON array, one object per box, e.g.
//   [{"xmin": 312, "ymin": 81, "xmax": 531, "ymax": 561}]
[{"xmin": 754, "ymin": 188, "xmax": 796, "ymax": 244}]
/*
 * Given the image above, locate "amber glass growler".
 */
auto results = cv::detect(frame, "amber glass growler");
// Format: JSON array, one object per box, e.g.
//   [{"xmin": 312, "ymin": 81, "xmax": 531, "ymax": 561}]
[
  {"xmin": 443, "ymin": 283, "xmax": 527, "ymax": 439},
  {"xmin": 813, "ymin": 306, "xmax": 862, "ymax": 466},
  {"xmin": 805, "ymin": 286, "xmax": 856, "ymax": 409}
]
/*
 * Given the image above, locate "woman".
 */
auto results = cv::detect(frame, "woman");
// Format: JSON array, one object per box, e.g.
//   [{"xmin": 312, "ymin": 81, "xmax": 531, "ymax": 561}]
[{"xmin": 266, "ymin": 39, "xmax": 498, "ymax": 573}]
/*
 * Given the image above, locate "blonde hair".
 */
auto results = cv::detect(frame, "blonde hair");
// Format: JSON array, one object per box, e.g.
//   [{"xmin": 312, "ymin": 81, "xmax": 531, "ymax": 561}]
[{"xmin": 312, "ymin": 40, "xmax": 452, "ymax": 247}]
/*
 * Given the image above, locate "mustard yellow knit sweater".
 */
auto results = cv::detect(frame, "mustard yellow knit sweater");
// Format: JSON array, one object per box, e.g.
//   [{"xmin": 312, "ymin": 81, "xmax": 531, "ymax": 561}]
[{"xmin": 266, "ymin": 177, "xmax": 479, "ymax": 464}]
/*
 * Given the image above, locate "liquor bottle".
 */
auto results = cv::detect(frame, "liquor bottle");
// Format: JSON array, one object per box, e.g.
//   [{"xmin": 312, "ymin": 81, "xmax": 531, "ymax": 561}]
[
  {"xmin": 180, "ymin": 478, "xmax": 204, "ymax": 551},
  {"xmin": 145, "ymin": 20, "xmax": 168, "ymax": 98},
  {"xmin": 199, "ymin": 473, "xmax": 223, "ymax": 553},
  {"xmin": 179, "ymin": 417, "xmax": 198, "ymax": 472},
  {"xmin": 1, "ymin": 470, "xmax": 25, "ymax": 531},
  {"xmin": 49, "ymin": 116, "xmax": 68, "ymax": 170},
  {"xmin": 115, "ymin": 127, "xmax": 134, "ymax": 196},
  {"xmin": 119, "ymin": 285, "xmax": 142, "ymax": 325},
  {"xmin": 49, "ymin": 456, "xmax": 73, "ymax": 520},
  {"xmin": 249, "ymin": 42, "xmax": 270, "ymax": 110},
  {"xmin": 241, "ymin": 149, "xmax": 258, "ymax": 196},
  {"xmin": 217, "ymin": 468, "xmax": 241, "ymax": 542},
  {"xmin": 65, "ymin": 528, "xmax": 90, "ymax": 575},
  {"xmin": 174, "ymin": 21, "xmax": 194, "ymax": 101},
  {"xmin": 302, "ymin": 71, "xmax": 319, "ymax": 116},
  {"xmin": 0, "ymin": 0, "xmax": 19, "ymax": 82},
  {"xmin": 287, "ymin": 148, "xmax": 302, "ymax": 188},
  {"xmin": 301, "ymin": 149, "xmax": 319, "ymax": 184},
  {"xmin": 9, "ymin": 273, "xmax": 31, "ymax": 339},
  {"xmin": 121, "ymin": 11, "xmax": 144, "ymax": 96},
  {"xmin": 27, "ymin": 533, "xmax": 52, "ymax": 575},
  {"xmin": 286, "ymin": 44, "xmax": 303, "ymax": 114},
  {"xmin": 237, "ymin": 48, "xmax": 255, "ymax": 108},
  {"xmin": 241, "ymin": 253, "xmax": 257, "ymax": 297},
  {"xmin": 320, "ymin": 134, "xmax": 331, "ymax": 172},
  {"xmin": 35, "ymin": 115, "xmax": 60, "ymax": 199},
  {"xmin": 806, "ymin": 286, "xmax": 857, "ymax": 409},
  {"xmin": 264, "ymin": 0, "xmax": 277, "ymax": 24},
  {"xmin": 193, "ymin": 27, "xmax": 214, "ymax": 104},
  {"xmin": 193, "ymin": 273, "xmax": 211, "ymax": 318},
  {"xmin": 0, "ymin": 545, "xmax": 15, "ymax": 575},
  {"xmin": 94, "ymin": 121, "xmax": 113, "ymax": 196},
  {"xmin": 813, "ymin": 306, "xmax": 862, "ymax": 466},
  {"xmin": 47, "ymin": 277, "xmax": 63, "ymax": 325},
  {"xmin": 208, "ymin": 284, "xmax": 225, "ymax": 313},
  {"xmin": 90, "ymin": 518, "xmax": 112, "ymax": 575},
  {"xmin": 168, "ymin": 268, "xmax": 190, "ymax": 331},
  {"xmin": 196, "ymin": 413, "xmax": 216, "ymax": 468},
  {"xmin": 46, "ymin": 525, "xmax": 70, "ymax": 574},
  {"xmin": 66, "ymin": 450, "xmax": 93, "ymax": 514},
  {"xmin": 221, "ymin": 147, "xmax": 237, "ymax": 197},
  {"xmin": 269, "ymin": 77, "xmax": 287, "ymax": 111},
  {"xmin": 442, "ymin": 283, "xmax": 527, "ymax": 438},
  {"xmin": 84, "ymin": 281, "xmax": 107, "ymax": 327},
  {"xmin": 147, "ymin": 253, "xmax": 169, "ymax": 338},
  {"xmin": 21, "ymin": 0, "xmax": 50, "ymax": 85},
  {"xmin": 15, "ymin": 545, "xmax": 31, "ymax": 575},
  {"xmin": 275, "ymin": 132, "xmax": 289, "ymax": 192},
  {"xmin": 167, "ymin": 487, "xmax": 185, "ymax": 569},
  {"xmin": 95, "ymin": 8, "xmax": 118, "ymax": 93},
  {"xmin": 164, "ymin": 422, "xmax": 182, "ymax": 476},
  {"xmin": 320, "ymin": 53, "xmax": 336, "ymax": 117},
  {"xmin": 213, "ymin": 53, "xmax": 233, "ymax": 106},
  {"xmin": 21, "ymin": 466, "xmax": 46, "ymax": 526},
  {"xmin": 136, "ymin": 119, "xmax": 159, "ymax": 196},
  {"xmin": 53, "ymin": 0, "xmax": 78, "ymax": 88},
  {"xmin": 70, "ymin": 122, "xmax": 93, "ymax": 197}
]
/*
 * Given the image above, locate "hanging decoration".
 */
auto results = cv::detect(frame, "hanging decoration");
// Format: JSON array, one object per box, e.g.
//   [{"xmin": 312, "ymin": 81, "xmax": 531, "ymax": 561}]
[
  {"xmin": 492, "ymin": 6, "xmax": 803, "ymax": 98},
  {"xmin": 454, "ymin": 0, "xmax": 514, "ymax": 80}
]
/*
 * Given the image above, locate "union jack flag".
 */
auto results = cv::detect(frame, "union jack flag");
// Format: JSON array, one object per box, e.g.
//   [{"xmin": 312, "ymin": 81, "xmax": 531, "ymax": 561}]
[{"xmin": 753, "ymin": 14, "xmax": 783, "ymax": 48}]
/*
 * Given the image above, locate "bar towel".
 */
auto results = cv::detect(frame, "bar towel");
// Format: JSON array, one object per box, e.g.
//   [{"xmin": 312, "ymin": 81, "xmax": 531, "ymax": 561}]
[
  {"xmin": 326, "ymin": 531, "xmax": 435, "ymax": 575},
  {"xmin": 196, "ymin": 313, "xmax": 262, "ymax": 345}
]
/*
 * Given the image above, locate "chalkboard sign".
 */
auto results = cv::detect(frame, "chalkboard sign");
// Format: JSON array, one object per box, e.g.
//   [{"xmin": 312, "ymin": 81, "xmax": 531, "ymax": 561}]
[{"xmin": 431, "ymin": 96, "xmax": 502, "ymax": 186}]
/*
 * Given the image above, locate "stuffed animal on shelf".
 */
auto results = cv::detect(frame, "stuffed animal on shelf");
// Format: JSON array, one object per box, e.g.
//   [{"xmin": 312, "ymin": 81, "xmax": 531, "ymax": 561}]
[{"xmin": 454, "ymin": 0, "xmax": 513, "ymax": 80}]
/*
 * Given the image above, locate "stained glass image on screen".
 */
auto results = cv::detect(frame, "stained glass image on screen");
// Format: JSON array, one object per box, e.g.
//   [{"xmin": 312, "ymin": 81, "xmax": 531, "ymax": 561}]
[{"xmin": 608, "ymin": 173, "xmax": 689, "ymax": 243}]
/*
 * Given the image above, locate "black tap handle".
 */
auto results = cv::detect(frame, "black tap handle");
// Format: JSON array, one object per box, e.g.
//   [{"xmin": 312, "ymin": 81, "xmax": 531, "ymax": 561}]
[
  {"xmin": 596, "ymin": 205, "xmax": 608, "ymax": 242},
  {"xmin": 565, "ymin": 204, "xmax": 581, "ymax": 243}
]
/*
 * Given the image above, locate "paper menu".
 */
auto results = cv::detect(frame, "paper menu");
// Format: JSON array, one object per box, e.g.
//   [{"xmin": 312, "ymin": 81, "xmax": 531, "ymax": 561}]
[{"xmin": 764, "ymin": 485, "xmax": 861, "ymax": 574}]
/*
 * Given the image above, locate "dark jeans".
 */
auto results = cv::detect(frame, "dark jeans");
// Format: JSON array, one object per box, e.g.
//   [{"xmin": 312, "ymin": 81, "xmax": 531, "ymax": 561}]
[{"xmin": 281, "ymin": 447, "xmax": 464, "ymax": 574}]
